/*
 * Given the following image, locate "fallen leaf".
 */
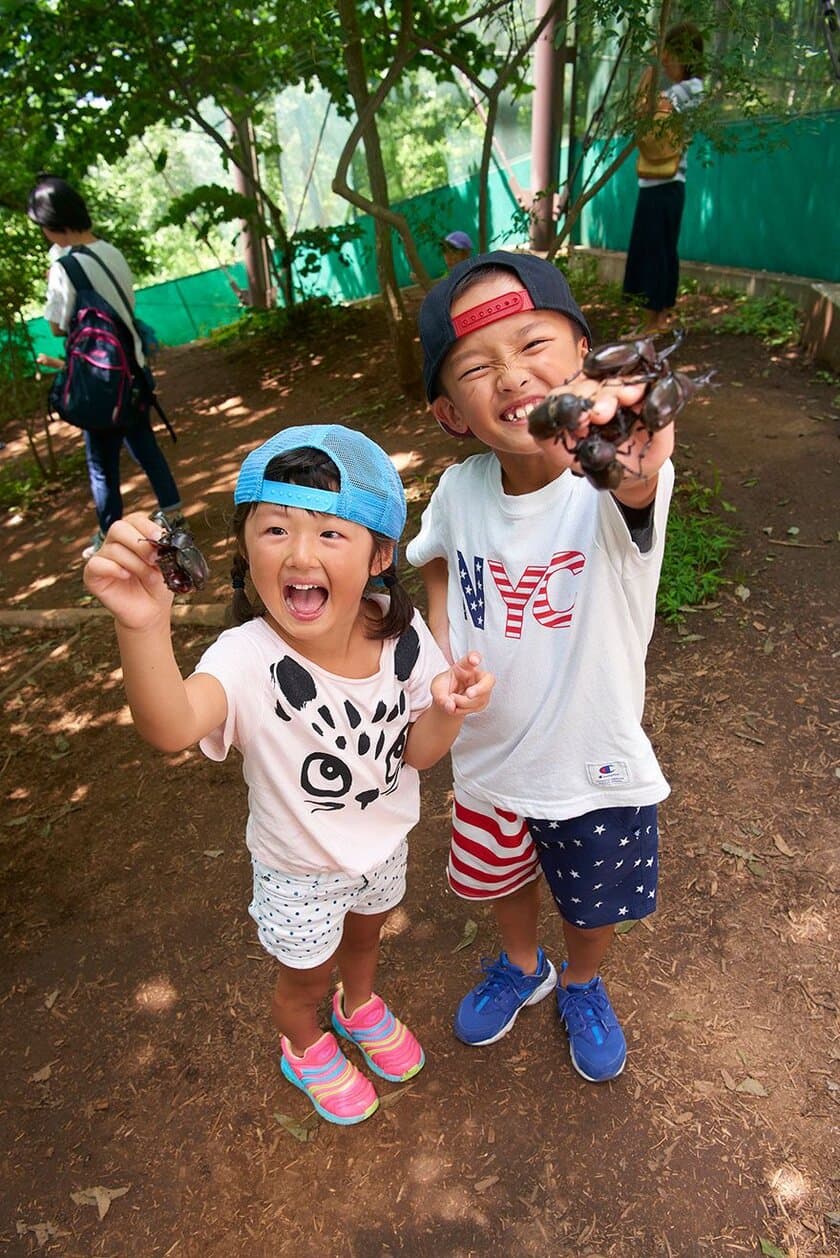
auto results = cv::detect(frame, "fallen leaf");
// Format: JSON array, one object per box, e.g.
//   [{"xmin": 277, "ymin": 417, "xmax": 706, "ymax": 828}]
[
  {"xmin": 825, "ymin": 1211, "xmax": 840, "ymax": 1228},
  {"xmin": 772, "ymin": 834, "xmax": 797, "ymax": 858},
  {"xmin": 378, "ymin": 1084, "xmax": 415, "ymax": 1109},
  {"xmin": 786, "ymin": 526, "xmax": 800, "ymax": 537},
  {"xmin": 759, "ymin": 1239, "xmax": 787, "ymax": 1258},
  {"xmin": 28, "ymin": 1064, "xmax": 53, "ymax": 1083},
  {"xmin": 721, "ymin": 1068, "xmax": 737, "ymax": 1091},
  {"xmin": 274, "ymin": 1112, "xmax": 317, "ymax": 1143},
  {"xmin": 735, "ymin": 584, "xmax": 751, "ymax": 601},
  {"xmin": 15, "ymin": 1221, "xmax": 67, "ymax": 1248},
  {"xmin": 202, "ymin": 849, "xmax": 224, "ymax": 858},
  {"xmin": 44, "ymin": 989, "xmax": 60, "ymax": 1011},
  {"xmin": 475, "ymin": 1175, "xmax": 500, "ymax": 1193},
  {"xmin": 452, "ymin": 918, "xmax": 478, "ymax": 953},
  {"xmin": 614, "ymin": 919, "xmax": 638, "ymax": 934},
  {"xmin": 735, "ymin": 1076, "xmax": 768, "ymax": 1097},
  {"xmin": 672, "ymin": 1110, "xmax": 694, "ymax": 1124},
  {"xmin": 70, "ymin": 1185, "xmax": 129, "ymax": 1220}
]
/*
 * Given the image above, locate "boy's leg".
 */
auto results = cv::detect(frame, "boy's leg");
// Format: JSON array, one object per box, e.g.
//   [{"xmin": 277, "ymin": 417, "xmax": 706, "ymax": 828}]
[
  {"xmin": 449, "ymin": 788, "xmax": 557, "ymax": 1046},
  {"xmin": 560, "ymin": 920, "xmax": 614, "ymax": 986},
  {"xmin": 530, "ymin": 804, "xmax": 659, "ymax": 1082},
  {"xmin": 492, "ymin": 877, "xmax": 541, "ymax": 974}
]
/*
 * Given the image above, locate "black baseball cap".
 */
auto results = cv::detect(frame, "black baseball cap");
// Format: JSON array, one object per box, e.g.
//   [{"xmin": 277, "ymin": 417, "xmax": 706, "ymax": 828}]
[{"xmin": 419, "ymin": 250, "xmax": 592, "ymax": 401}]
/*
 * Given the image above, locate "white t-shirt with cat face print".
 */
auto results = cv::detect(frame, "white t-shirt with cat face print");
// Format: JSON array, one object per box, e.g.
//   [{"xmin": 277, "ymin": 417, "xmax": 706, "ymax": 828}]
[{"xmin": 194, "ymin": 599, "xmax": 447, "ymax": 878}]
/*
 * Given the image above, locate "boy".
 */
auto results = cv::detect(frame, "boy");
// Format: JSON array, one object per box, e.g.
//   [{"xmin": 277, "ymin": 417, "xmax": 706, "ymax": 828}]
[
  {"xmin": 406, "ymin": 250, "xmax": 674, "ymax": 1082},
  {"xmin": 441, "ymin": 231, "xmax": 474, "ymax": 271}
]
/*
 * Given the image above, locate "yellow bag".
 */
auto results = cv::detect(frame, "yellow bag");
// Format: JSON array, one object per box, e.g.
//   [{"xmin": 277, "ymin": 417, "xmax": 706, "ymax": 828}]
[{"xmin": 635, "ymin": 107, "xmax": 683, "ymax": 179}]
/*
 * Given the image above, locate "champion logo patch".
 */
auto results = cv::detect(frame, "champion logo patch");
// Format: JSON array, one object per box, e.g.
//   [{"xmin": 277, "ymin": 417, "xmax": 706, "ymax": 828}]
[{"xmin": 586, "ymin": 760, "xmax": 630, "ymax": 785}]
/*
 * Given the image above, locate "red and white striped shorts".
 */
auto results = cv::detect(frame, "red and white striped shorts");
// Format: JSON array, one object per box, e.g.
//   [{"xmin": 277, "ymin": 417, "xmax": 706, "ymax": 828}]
[{"xmin": 447, "ymin": 786, "xmax": 541, "ymax": 901}]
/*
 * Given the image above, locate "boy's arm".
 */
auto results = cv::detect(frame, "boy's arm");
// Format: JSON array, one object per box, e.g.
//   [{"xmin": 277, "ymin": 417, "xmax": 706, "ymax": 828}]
[
  {"xmin": 404, "ymin": 653, "xmax": 494, "ymax": 770},
  {"xmin": 417, "ymin": 558, "xmax": 453, "ymax": 663},
  {"xmin": 84, "ymin": 514, "xmax": 227, "ymax": 752}
]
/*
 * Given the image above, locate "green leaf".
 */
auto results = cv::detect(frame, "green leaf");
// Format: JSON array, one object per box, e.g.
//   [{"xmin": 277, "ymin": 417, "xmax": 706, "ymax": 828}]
[
  {"xmin": 614, "ymin": 919, "xmax": 638, "ymax": 934},
  {"xmin": 274, "ymin": 1111, "xmax": 317, "ymax": 1143},
  {"xmin": 452, "ymin": 918, "xmax": 478, "ymax": 953},
  {"xmin": 759, "ymin": 1239, "xmax": 787, "ymax": 1258}
]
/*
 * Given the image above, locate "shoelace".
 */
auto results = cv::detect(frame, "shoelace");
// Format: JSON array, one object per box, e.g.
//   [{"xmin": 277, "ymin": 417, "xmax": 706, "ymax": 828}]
[
  {"xmin": 561, "ymin": 982, "xmax": 614, "ymax": 1038},
  {"xmin": 476, "ymin": 956, "xmax": 530, "ymax": 1003}
]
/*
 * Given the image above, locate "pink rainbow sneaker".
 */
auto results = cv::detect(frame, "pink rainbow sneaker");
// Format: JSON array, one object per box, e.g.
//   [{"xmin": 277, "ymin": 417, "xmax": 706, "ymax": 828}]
[
  {"xmin": 331, "ymin": 991, "xmax": 425, "ymax": 1082},
  {"xmin": 280, "ymin": 1031, "xmax": 379, "ymax": 1126}
]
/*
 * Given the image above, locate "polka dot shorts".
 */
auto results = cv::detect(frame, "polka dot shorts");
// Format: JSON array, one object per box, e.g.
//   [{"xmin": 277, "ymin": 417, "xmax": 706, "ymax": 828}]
[{"xmin": 248, "ymin": 838, "xmax": 408, "ymax": 969}]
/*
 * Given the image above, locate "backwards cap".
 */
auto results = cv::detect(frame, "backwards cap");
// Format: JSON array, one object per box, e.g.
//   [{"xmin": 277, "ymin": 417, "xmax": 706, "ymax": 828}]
[
  {"xmin": 234, "ymin": 424, "xmax": 406, "ymax": 541},
  {"xmin": 419, "ymin": 249, "xmax": 592, "ymax": 402}
]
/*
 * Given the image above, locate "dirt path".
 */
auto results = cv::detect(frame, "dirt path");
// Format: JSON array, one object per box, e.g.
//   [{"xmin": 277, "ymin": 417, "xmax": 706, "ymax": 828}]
[{"xmin": 1, "ymin": 295, "xmax": 838, "ymax": 1258}]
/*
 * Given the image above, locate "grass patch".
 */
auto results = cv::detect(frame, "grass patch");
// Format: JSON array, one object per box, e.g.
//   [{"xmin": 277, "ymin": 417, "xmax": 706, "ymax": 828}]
[
  {"xmin": 205, "ymin": 296, "xmax": 345, "ymax": 349},
  {"xmin": 712, "ymin": 290, "xmax": 801, "ymax": 346},
  {"xmin": 658, "ymin": 475, "xmax": 737, "ymax": 622},
  {"xmin": 0, "ymin": 447, "xmax": 87, "ymax": 514}
]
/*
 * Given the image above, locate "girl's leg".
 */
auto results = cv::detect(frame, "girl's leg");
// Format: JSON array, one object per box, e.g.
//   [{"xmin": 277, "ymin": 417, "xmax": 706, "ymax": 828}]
[
  {"xmin": 334, "ymin": 909, "xmax": 390, "ymax": 1016},
  {"xmin": 84, "ymin": 428, "xmax": 124, "ymax": 532},
  {"xmin": 270, "ymin": 953, "xmax": 336, "ymax": 1057},
  {"xmin": 123, "ymin": 420, "xmax": 181, "ymax": 514}
]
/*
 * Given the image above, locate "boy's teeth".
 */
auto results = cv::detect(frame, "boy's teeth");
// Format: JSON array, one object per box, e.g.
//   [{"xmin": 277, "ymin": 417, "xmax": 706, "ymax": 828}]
[{"xmin": 503, "ymin": 402, "xmax": 536, "ymax": 422}]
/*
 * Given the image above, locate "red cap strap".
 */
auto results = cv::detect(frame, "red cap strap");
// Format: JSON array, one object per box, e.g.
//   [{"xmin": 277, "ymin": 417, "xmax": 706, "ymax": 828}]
[{"xmin": 451, "ymin": 289, "xmax": 535, "ymax": 338}]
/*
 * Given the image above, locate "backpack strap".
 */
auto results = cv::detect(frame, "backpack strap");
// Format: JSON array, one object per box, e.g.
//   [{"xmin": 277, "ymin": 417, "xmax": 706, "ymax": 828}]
[
  {"xmin": 69, "ymin": 245, "xmax": 142, "ymax": 344},
  {"xmin": 55, "ymin": 252, "xmax": 91, "ymax": 296}
]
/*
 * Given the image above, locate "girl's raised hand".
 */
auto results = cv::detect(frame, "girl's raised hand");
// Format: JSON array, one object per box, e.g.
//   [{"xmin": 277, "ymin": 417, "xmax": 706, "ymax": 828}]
[
  {"xmin": 431, "ymin": 651, "xmax": 495, "ymax": 717},
  {"xmin": 83, "ymin": 513, "xmax": 174, "ymax": 630}
]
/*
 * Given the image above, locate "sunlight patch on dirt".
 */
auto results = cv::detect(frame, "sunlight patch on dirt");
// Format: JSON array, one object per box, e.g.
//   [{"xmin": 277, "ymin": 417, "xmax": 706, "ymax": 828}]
[
  {"xmin": 768, "ymin": 1163, "xmax": 810, "ymax": 1207},
  {"xmin": 134, "ymin": 976, "xmax": 179, "ymax": 1013}
]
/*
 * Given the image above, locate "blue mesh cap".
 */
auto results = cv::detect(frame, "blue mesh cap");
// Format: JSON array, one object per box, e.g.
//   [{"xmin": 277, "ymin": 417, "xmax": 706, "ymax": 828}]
[
  {"xmin": 420, "ymin": 249, "xmax": 592, "ymax": 401},
  {"xmin": 234, "ymin": 424, "xmax": 407, "ymax": 541}
]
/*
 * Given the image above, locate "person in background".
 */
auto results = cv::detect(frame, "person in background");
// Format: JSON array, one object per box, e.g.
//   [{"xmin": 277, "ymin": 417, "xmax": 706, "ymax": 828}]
[
  {"xmin": 441, "ymin": 231, "xmax": 474, "ymax": 271},
  {"xmin": 27, "ymin": 174, "xmax": 184, "ymax": 559},
  {"xmin": 622, "ymin": 23, "xmax": 705, "ymax": 333}
]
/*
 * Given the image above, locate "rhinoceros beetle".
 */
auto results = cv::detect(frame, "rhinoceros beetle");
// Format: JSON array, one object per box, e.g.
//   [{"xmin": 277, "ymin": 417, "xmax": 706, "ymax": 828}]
[
  {"xmin": 642, "ymin": 367, "xmax": 717, "ymax": 431},
  {"xmin": 526, "ymin": 329, "xmax": 714, "ymax": 490},
  {"xmin": 582, "ymin": 328, "xmax": 683, "ymax": 382},
  {"xmin": 148, "ymin": 511, "xmax": 210, "ymax": 594}
]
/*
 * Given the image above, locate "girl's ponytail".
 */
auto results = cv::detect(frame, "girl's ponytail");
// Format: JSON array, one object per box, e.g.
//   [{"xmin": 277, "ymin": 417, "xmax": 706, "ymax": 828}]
[
  {"xmin": 372, "ymin": 561, "xmax": 415, "ymax": 640},
  {"xmin": 231, "ymin": 553, "xmax": 259, "ymax": 625}
]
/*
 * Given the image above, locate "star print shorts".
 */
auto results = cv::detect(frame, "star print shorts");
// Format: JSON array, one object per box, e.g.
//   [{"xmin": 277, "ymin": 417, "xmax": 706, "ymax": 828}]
[
  {"xmin": 249, "ymin": 837, "xmax": 408, "ymax": 969},
  {"xmin": 528, "ymin": 805, "xmax": 659, "ymax": 928},
  {"xmin": 448, "ymin": 787, "xmax": 658, "ymax": 927}
]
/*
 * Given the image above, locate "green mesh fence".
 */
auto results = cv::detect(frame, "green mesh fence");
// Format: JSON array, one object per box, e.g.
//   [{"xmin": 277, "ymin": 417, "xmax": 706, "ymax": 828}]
[{"xmin": 19, "ymin": 108, "xmax": 840, "ymax": 367}]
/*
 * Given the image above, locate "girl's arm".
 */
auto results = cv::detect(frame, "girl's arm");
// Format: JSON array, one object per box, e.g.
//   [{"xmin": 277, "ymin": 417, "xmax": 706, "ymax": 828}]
[
  {"xmin": 84, "ymin": 514, "xmax": 227, "ymax": 752},
  {"xmin": 404, "ymin": 652, "xmax": 494, "ymax": 770}
]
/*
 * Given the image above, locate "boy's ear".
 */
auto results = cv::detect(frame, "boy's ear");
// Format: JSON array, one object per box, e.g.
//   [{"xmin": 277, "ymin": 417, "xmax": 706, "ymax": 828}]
[
  {"xmin": 431, "ymin": 396, "xmax": 473, "ymax": 439},
  {"xmin": 370, "ymin": 542, "xmax": 395, "ymax": 577}
]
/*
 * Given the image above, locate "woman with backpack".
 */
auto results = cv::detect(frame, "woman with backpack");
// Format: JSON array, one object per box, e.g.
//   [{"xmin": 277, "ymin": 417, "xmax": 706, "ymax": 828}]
[{"xmin": 27, "ymin": 175, "xmax": 185, "ymax": 559}]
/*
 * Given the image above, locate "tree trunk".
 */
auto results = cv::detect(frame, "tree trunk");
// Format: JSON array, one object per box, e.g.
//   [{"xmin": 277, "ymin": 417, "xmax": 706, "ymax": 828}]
[
  {"xmin": 336, "ymin": 0, "xmax": 421, "ymax": 394},
  {"xmin": 230, "ymin": 114, "xmax": 273, "ymax": 310}
]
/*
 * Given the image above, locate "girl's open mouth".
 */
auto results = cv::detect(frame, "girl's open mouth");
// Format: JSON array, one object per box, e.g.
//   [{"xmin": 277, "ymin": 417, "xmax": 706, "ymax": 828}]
[{"xmin": 284, "ymin": 583, "xmax": 328, "ymax": 620}]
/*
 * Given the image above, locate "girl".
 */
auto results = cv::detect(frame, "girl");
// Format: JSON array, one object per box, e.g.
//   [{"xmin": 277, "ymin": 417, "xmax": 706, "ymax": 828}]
[{"xmin": 84, "ymin": 424, "xmax": 493, "ymax": 1125}]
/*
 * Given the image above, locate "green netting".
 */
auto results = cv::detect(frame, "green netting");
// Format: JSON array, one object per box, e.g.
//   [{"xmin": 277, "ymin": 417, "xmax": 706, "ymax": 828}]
[{"xmin": 20, "ymin": 108, "xmax": 840, "ymax": 367}]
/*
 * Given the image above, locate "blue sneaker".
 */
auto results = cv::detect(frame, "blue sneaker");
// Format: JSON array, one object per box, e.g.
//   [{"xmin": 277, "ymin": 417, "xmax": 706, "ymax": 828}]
[
  {"xmin": 454, "ymin": 950, "xmax": 557, "ymax": 1046},
  {"xmin": 555, "ymin": 962, "xmax": 627, "ymax": 1082}
]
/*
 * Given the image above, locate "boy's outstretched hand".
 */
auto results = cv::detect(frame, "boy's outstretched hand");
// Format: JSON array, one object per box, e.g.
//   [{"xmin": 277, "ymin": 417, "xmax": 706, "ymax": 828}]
[
  {"xmin": 431, "ymin": 651, "xmax": 495, "ymax": 717},
  {"xmin": 83, "ymin": 513, "xmax": 174, "ymax": 631},
  {"xmin": 533, "ymin": 375, "xmax": 674, "ymax": 507}
]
